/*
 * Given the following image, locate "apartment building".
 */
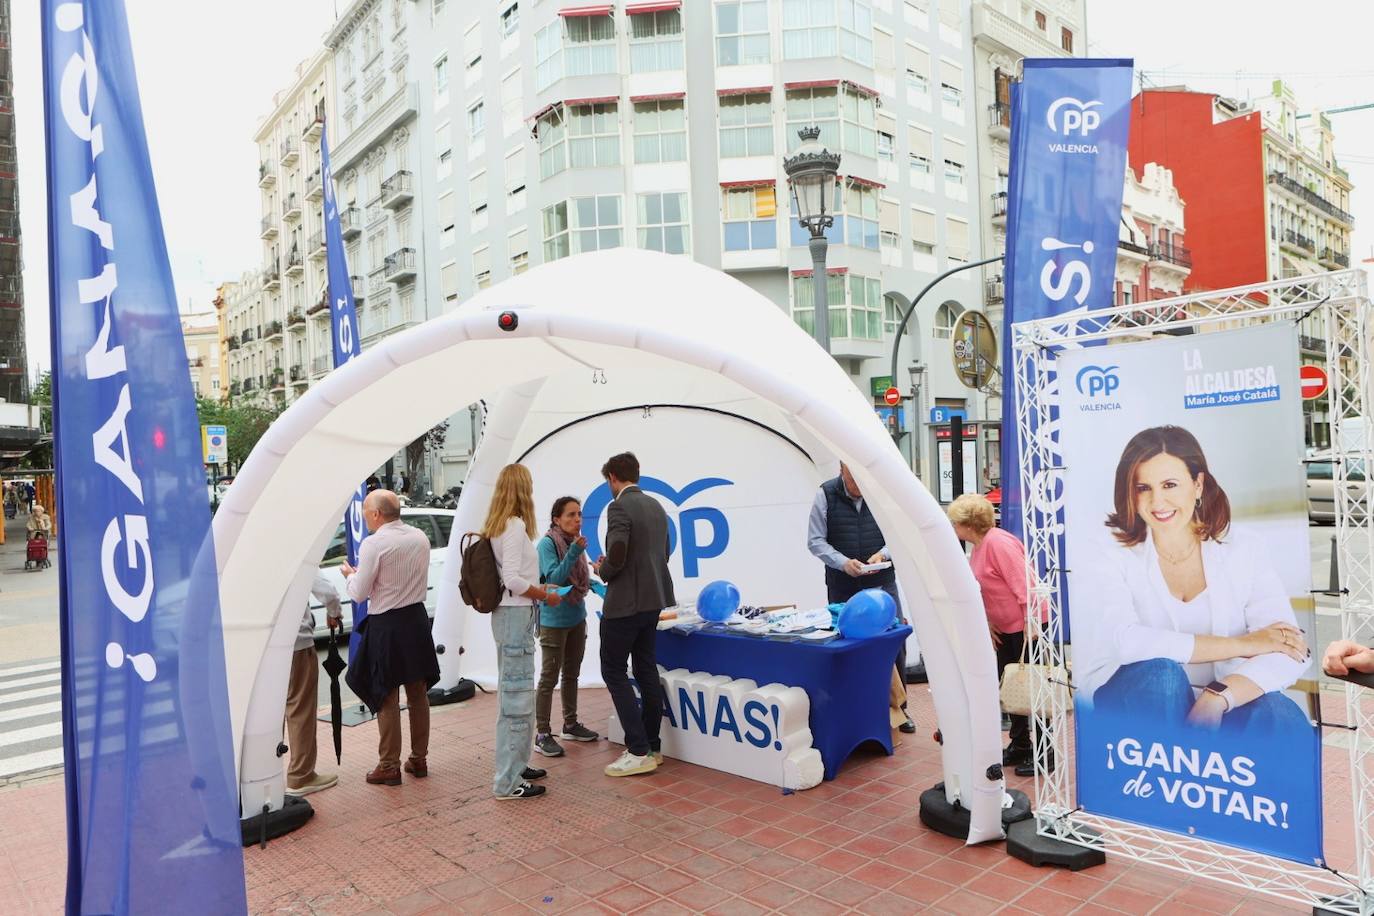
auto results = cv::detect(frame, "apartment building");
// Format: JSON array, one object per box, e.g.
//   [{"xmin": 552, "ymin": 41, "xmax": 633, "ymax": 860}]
[
  {"xmin": 226, "ymin": 51, "xmax": 335, "ymax": 408},
  {"xmin": 1129, "ymin": 81, "xmax": 1356, "ymax": 447},
  {"xmin": 1116, "ymin": 162, "xmax": 1190, "ymax": 306},
  {"xmin": 424, "ymin": 0, "xmax": 993, "ymax": 488},
  {"xmin": 0, "ymin": 0, "xmax": 26, "ymax": 408},
  {"xmin": 181, "ymin": 314, "xmax": 222, "ymax": 401}
]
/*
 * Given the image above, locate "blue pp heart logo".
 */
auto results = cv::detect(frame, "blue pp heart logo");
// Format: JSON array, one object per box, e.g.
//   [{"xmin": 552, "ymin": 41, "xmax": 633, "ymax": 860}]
[{"xmin": 582, "ymin": 476, "xmax": 733, "ymax": 578}]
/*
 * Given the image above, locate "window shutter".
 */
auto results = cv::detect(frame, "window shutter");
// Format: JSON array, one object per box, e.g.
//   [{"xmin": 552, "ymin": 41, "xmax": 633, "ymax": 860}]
[{"xmin": 912, "ymin": 207, "xmax": 936, "ymax": 243}]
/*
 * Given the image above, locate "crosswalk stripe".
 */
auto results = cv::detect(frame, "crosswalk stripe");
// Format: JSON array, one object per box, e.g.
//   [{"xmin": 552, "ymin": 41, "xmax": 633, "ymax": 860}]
[
  {"xmin": 0, "ymin": 659, "xmax": 60, "ymax": 678},
  {"xmin": 0, "ymin": 685, "xmax": 62, "ymax": 706},
  {"xmin": 0, "ymin": 747, "xmax": 64, "ymax": 779},
  {"xmin": 0, "ymin": 701, "xmax": 61, "ymax": 724},
  {"xmin": 0, "ymin": 721, "xmax": 61, "ymax": 749},
  {"xmin": 0, "ymin": 672, "xmax": 60, "ymax": 690}
]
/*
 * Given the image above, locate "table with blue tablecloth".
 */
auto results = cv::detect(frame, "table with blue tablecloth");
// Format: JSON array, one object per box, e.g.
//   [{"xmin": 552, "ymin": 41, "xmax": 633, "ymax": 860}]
[{"xmin": 653, "ymin": 624, "xmax": 912, "ymax": 781}]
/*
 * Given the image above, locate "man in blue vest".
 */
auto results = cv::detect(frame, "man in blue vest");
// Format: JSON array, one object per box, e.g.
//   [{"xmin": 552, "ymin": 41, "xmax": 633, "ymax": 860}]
[{"xmin": 808, "ymin": 463, "xmax": 917, "ymax": 734}]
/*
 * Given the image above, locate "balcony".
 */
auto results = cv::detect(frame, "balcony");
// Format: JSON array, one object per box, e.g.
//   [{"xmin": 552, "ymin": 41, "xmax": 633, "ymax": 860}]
[
  {"xmin": 340, "ymin": 207, "xmax": 362, "ymax": 239},
  {"xmin": 262, "ymin": 262, "xmax": 281, "ymax": 290},
  {"xmin": 307, "ymin": 291, "xmax": 330, "ymax": 316},
  {"xmin": 984, "ymin": 275, "xmax": 1004, "ymax": 304},
  {"xmin": 242, "ymin": 377, "xmax": 256, "ymax": 392},
  {"xmin": 384, "ymin": 247, "xmax": 417, "ymax": 282},
  {"xmin": 351, "ymin": 275, "xmax": 366, "ymax": 304},
  {"xmin": 0, "ymin": 278, "xmax": 19, "ymax": 305},
  {"xmin": 283, "ymin": 192, "xmax": 302, "ymax": 222},
  {"xmin": 270, "ymin": 367, "xmax": 286, "ymax": 390},
  {"xmin": 305, "ymin": 168, "xmax": 323, "ymax": 201},
  {"xmin": 990, "ymin": 191, "xmax": 1008, "ymax": 224},
  {"xmin": 287, "ymin": 308, "xmax": 306, "ymax": 327},
  {"xmin": 241, "ymin": 326, "xmax": 256, "ymax": 343},
  {"xmin": 367, "ymin": 268, "xmax": 389, "ymax": 298},
  {"xmin": 1118, "ymin": 239, "xmax": 1149, "ymax": 259},
  {"xmin": 230, "ymin": 381, "xmax": 241, "ymax": 397},
  {"xmin": 302, "ymin": 116, "xmax": 324, "ymax": 143},
  {"xmin": 259, "ymin": 214, "xmax": 277, "ymax": 239},
  {"xmin": 285, "ymin": 247, "xmax": 304, "ymax": 276},
  {"xmin": 312, "ymin": 354, "xmax": 333, "ymax": 376},
  {"xmin": 987, "ymin": 101, "xmax": 1011, "ymax": 141},
  {"xmin": 380, "ymin": 170, "xmax": 413, "ymax": 209},
  {"xmin": 1281, "ymin": 229, "xmax": 1316, "ymax": 256},
  {"xmin": 258, "ymin": 160, "xmax": 275, "ymax": 188},
  {"xmin": 289, "ymin": 364, "xmax": 307, "ymax": 384},
  {"xmin": 308, "ymin": 231, "xmax": 326, "ymax": 260},
  {"xmin": 1299, "ymin": 334, "xmax": 1325, "ymax": 354},
  {"xmin": 1319, "ymin": 247, "xmax": 1350, "ymax": 269},
  {"xmin": 1149, "ymin": 243, "xmax": 1192, "ymax": 270},
  {"xmin": 227, "ymin": 334, "xmax": 240, "ymax": 351},
  {"xmin": 1268, "ymin": 171, "xmax": 1353, "ymax": 226},
  {"xmin": 265, "ymin": 320, "xmax": 284, "ymax": 341},
  {"xmin": 280, "ymin": 136, "xmax": 299, "ymax": 166}
]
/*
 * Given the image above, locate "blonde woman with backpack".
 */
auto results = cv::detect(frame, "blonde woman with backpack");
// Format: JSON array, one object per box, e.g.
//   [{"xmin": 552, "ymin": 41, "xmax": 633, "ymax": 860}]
[{"xmin": 484, "ymin": 463, "xmax": 563, "ymax": 800}]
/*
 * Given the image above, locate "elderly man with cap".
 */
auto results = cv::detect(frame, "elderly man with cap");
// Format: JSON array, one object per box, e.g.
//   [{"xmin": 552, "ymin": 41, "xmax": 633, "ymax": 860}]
[{"xmin": 342, "ymin": 489, "xmax": 440, "ymax": 786}]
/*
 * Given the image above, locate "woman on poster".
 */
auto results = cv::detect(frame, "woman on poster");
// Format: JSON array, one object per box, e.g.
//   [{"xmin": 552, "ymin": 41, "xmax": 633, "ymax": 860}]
[{"xmin": 1077, "ymin": 425, "xmax": 1311, "ymax": 735}]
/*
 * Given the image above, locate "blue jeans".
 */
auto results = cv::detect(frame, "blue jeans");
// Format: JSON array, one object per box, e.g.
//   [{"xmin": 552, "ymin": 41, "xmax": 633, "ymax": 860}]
[
  {"xmin": 1095, "ymin": 658, "xmax": 1310, "ymax": 737},
  {"xmin": 491, "ymin": 605, "xmax": 537, "ymax": 795}
]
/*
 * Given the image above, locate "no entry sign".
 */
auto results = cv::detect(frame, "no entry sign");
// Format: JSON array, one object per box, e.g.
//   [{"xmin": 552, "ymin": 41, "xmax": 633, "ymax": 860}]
[
  {"xmin": 884, "ymin": 386, "xmax": 901, "ymax": 407},
  {"xmin": 1300, "ymin": 364, "xmax": 1328, "ymax": 400}
]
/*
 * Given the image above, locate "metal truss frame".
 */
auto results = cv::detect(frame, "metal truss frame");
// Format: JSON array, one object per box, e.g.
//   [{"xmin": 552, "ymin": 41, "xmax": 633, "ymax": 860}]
[{"xmin": 1012, "ymin": 269, "xmax": 1373, "ymax": 914}]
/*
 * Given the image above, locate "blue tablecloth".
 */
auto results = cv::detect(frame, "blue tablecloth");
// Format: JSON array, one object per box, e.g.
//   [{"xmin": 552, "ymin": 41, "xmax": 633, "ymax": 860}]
[{"xmin": 654, "ymin": 625, "xmax": 911, "ymax": 781}]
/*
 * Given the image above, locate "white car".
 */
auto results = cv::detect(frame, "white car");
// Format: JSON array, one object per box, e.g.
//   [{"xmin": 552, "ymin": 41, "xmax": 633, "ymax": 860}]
[{"xmin": 305, "ymin": 507, "xmax": 456, "ymax": 639}]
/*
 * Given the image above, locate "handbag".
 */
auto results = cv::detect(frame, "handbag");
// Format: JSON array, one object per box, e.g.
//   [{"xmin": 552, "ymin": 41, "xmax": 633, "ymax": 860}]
[{"xmin": 999, "ymin": 632, "xmax": 1072, "ymax": 717}]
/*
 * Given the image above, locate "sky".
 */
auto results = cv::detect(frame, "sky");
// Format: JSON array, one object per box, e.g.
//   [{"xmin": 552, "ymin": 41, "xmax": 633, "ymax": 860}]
[{"xmin": 14, "ymin": 0, "xmax": 1374, "ymax": 380}]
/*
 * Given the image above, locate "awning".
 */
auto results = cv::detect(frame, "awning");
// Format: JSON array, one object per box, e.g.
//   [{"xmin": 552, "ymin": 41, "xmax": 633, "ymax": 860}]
[
  {"xmin": 791, "ymin": 267, "xmax": 849, "ymax": 277},
  {"xmin": 559, "ymin": 4, "xmax": 613, "ymax": 16},
  {"xmin": 629, "ymin": 91, "xmax": 685, "ymax": 103},
  {"xmin": 564, "ymin": 95, "xmax": 619, "ymax": 107},
  {"xmin": 717, "ymin": 85, "xmax": 772, "ymax": 97},
  {"xmin": 783, "ymin": 79, "xmax": 840, "ymax": 91},
  {"xmin": 527, "ymin": 101, "xmax": 562, "ymax": 123},
  {"xmin": 720, "ymin": 178, "xmax": 776, "ymax": 189},
  {"xmin": 843, "ymin": 80, "xmax": 880, "ymax": 98},
  {"xmin": 626, "ymin": 0, "xmax": 681, "ymax": 12},
  {"xmin": 845, "ymin": 175, "xmax": 885, "ymax": 190}
]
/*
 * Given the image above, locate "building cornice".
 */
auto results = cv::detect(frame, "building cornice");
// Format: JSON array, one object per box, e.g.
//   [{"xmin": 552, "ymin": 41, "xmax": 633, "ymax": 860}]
[{"xmin": 327, "ymin": 0, "xmax": 381, "ymax": 49}]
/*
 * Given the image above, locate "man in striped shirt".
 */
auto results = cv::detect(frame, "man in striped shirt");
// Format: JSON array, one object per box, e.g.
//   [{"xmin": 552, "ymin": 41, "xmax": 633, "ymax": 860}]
[{"xmin": 342, "ymin": 490, "xmax": 441, "ymax": 786}]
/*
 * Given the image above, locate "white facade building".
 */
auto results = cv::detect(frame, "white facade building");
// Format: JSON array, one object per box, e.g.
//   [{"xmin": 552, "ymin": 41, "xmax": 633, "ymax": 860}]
[
  {"xmin": 419, "ymin": 0, "xmax": 994, "ymax": 488},
  {"xmin": 1116, "ymin": 161, "xmax": 1190, "ymax": 306},
  {"xmin": 227, "ymin": 52, "xmax": 334, "ymax": 407}
]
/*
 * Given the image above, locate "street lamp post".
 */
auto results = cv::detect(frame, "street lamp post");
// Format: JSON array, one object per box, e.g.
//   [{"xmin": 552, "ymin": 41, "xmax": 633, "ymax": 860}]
[{"xmin": 783, "ymin": 126, "xmax": 842, "ymax": 354}]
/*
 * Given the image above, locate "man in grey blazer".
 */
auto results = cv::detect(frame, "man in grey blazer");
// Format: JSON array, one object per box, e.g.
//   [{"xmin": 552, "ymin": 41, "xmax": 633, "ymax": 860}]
[{"xmin": 594, "ymin": 451, "xmax": 675, "ymax": 777}]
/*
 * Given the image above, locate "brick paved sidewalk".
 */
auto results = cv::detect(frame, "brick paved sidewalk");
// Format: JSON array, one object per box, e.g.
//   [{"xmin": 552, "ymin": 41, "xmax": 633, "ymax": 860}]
[{"xmin": 0, "ymin": 684, "xmax": 1315, "ymax": 914}]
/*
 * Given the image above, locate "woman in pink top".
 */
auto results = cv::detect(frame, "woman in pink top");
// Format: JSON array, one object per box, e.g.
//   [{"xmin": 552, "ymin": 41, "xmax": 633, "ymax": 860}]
[{"xmin": 948, "ymin": 493, "xmax": 1049, "ymax": 776}]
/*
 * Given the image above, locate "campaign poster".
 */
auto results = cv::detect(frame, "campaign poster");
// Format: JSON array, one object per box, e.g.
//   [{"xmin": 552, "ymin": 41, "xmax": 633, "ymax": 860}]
[{"xmin": 1059, "ymin": 324, "xmax": 1323, "ymax": 865}]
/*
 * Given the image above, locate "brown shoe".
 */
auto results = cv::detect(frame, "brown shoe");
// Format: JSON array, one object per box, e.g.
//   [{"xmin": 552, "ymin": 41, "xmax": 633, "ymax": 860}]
[
  {"xmin": 366, "ymin": 765, "xmax": 402, "ymax": 786},
  {"xmin": 404, "ymin": 757, "xmax": 428, "ymax": 778}
]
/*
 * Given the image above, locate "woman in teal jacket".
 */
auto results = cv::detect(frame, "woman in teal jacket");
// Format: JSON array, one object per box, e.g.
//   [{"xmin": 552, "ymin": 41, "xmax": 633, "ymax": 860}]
[{"xmin": 534, "ymin": 496, "xmax": 600, "ymax": 757}]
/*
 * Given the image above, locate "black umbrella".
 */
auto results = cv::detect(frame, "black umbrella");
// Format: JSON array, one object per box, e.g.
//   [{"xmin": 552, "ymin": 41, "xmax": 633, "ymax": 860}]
[{"xmin": 321, "ymin": 620, "xmax": 347, "ymax": 765}]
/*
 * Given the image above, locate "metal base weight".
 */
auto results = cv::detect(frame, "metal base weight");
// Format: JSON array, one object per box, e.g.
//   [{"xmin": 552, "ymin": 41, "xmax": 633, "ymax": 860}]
[
  {"xmin": 240, "ymin": 794, "xmax": 313, "ymax": 848},
  {"xmin": 340, "ymin": 703, "xmax": 376, "ymax": 727},
  {"xmin": 918, "ymin": 784, "xmax": 1032, "ymax": 840},
  {"xmin": 428, "ymin": 678, "xmax": 476, "ymax": 706},
  {"xmin": 904, "ymin": 660, "xmax": 928, "ymax": 684},
  {"xmin": 1006, "ymin": 818, "xmax": 1105, "ymax": 871}
]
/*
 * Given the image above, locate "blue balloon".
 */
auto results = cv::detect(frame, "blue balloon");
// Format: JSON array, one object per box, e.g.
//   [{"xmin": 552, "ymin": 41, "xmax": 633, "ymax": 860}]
[
  {"xmin": 838, "ymin": 588, "xmax": 895, "ymax": 639},
  {"xmin": 697, "ymin": 580, "xmax": 741, "ymax": 622}
]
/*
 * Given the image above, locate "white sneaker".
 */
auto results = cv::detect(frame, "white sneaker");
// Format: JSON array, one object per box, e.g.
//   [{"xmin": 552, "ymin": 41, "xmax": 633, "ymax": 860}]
[{"xmin": 604, "ymin": 750, "xmax": 658, "ymax": 777}]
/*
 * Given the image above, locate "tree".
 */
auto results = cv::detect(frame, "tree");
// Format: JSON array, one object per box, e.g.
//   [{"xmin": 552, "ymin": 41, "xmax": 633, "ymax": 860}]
[
  {"xmin": 195, "ymin": 397, "xmax": 284, "ymax": 472},
  {"xmin": 20, "ymin": 371, "xmax": 53, "ymax": 470},
  {"xmin": 405, "ymin": 420, "xmax": 449, "ymax": 494}
]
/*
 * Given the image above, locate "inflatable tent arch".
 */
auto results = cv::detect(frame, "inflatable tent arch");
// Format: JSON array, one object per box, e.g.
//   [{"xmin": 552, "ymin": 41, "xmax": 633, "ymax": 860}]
[{"xmin": 212, "ymin": 248, "xmax": 1005, "ymax": 843}]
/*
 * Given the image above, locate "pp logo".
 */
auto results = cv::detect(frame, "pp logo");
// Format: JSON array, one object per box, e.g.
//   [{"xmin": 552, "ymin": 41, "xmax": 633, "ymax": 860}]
[
  {"xmin": 1047, "ymin": 97, "xmax": 1102, "ymax": 136},
  {"xmin": 1076, "ymin": 365, "xmax": 1120, "ymax": 399},
  {"xmin": 583, "ymin": 476, "xmax": 733, "ymax": 578}
]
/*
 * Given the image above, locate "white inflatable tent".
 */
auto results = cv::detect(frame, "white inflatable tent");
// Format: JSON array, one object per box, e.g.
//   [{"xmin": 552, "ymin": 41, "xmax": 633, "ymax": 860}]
[{"xmin": 212, "ymin": 249, "xmax": 1005, "ymax": 842}]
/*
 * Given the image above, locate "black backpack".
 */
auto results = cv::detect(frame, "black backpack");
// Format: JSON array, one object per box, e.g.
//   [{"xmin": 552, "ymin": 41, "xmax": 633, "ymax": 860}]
[{"xmin": 458, "ymin": 532, "xmax": 506, "ymax": 613}]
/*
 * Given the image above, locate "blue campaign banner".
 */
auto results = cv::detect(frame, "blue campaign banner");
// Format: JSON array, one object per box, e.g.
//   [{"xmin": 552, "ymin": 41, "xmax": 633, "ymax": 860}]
[
  {"xmin": 999, "ymin": 59, "xmax": 1134, "ymax": 639},
  {"xmin": 41, "ymin": 2, "xmax": 247, "ymax": 912},
  {"xmin": 320, "ymin": 125, "xmax": 370, "ymax": 654}
]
